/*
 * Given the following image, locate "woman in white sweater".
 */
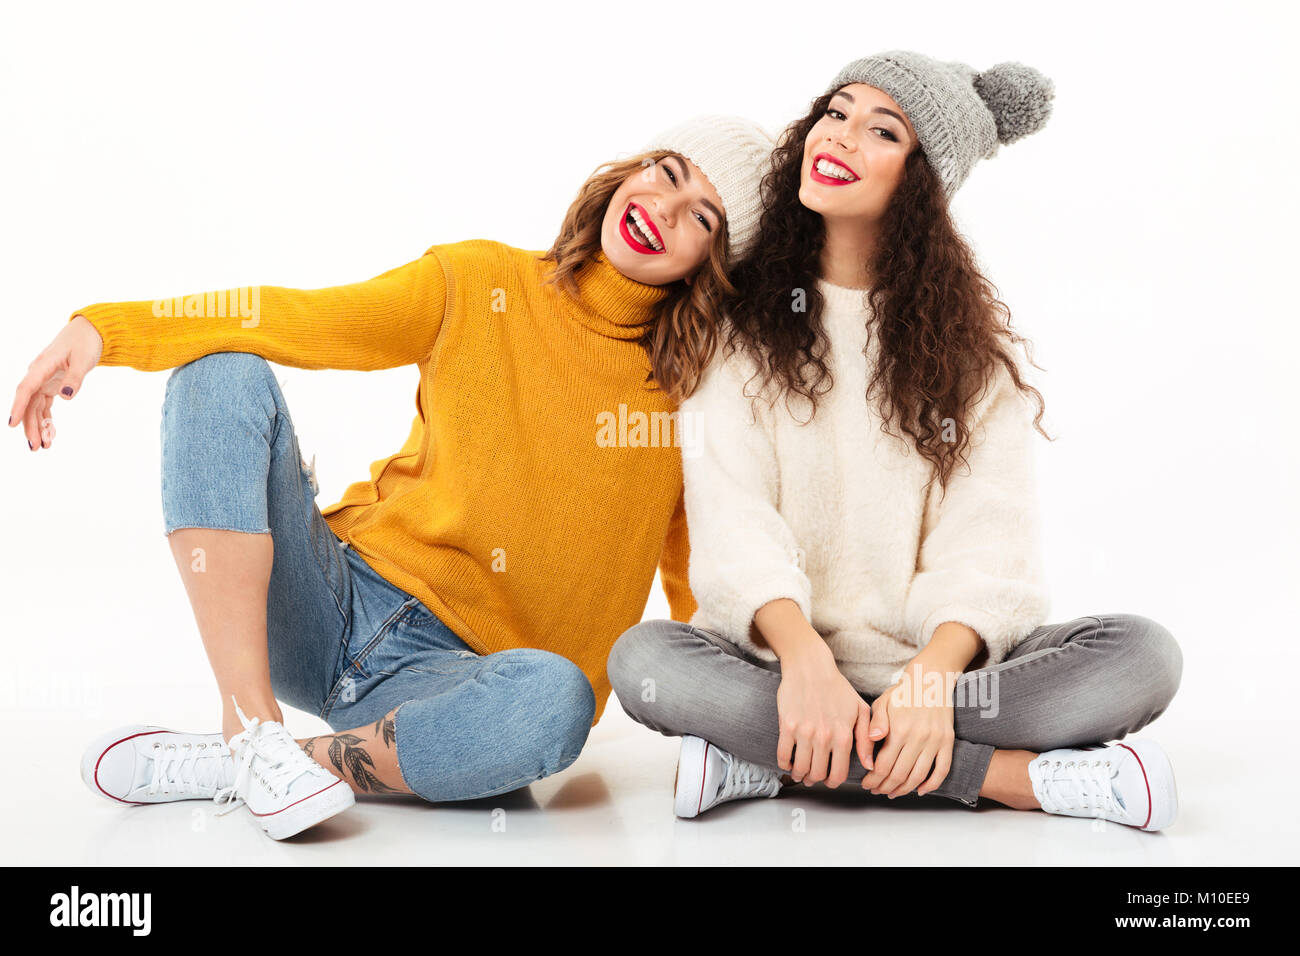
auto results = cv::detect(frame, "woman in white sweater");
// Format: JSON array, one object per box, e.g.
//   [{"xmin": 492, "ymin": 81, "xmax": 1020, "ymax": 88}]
[{"xmin": 608, "ymin": 51, "xmax": 1184, "ymax": 829}]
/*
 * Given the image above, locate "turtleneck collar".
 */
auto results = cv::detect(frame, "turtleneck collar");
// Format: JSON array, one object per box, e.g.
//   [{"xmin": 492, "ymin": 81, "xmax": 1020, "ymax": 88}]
[{"xmin": 563, "ymin": 250, "xmax": 672, "ymax": 340}]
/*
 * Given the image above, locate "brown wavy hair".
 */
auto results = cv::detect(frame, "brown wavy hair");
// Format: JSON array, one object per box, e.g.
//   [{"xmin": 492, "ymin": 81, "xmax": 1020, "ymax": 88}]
[
  {"xmin": 540, "ymin": 151, "xmax": 733, "ymax": 404},
  {"xmin": 724, "ymin": 89, "xmax": 1053, "ymax": 497}
]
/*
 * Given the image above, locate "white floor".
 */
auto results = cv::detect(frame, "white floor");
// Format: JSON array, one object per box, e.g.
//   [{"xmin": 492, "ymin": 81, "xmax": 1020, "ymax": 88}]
[
  {"xmin": 5, "ymin": 677, "xmax": 1291, "ymax": 865},
  {"xmin": 4, "ymin": 456, "xmax": 1293, "ymax": 866}
]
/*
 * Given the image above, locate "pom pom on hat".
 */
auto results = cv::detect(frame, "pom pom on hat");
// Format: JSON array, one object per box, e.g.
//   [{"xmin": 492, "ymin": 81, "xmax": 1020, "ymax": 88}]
[
  {"xmin": 974, "ymin": 62, "xmax": 1056, "ymax": 145},
  {"xmin": 826, "ymin": 49, "xmax": 1056, "ymax": 200}
]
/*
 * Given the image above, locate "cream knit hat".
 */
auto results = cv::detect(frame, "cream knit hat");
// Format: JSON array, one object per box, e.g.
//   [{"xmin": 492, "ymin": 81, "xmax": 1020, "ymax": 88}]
[{"xmin": 640, "ymin": 115, "xmax": 775, "ymax": 263}]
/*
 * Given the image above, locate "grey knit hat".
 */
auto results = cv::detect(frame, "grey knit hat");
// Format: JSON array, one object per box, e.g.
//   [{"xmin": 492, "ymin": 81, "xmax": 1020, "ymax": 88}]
[
  {"xmin": 827, "ymin": 50, "xmax": 1055, "ymax": 201},
  {"xmin": 640, "ymin": 115, "xmax": 775, "ymax": 262}
]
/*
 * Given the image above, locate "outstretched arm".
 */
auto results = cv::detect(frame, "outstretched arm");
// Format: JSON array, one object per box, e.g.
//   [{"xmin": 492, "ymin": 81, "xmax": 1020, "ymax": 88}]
[{"xmin": 68, "ymin": 245, "xmax": 448, "ymax": 372}]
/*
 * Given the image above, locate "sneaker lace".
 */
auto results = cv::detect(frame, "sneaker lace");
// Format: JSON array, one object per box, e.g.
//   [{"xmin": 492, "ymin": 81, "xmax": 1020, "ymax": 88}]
[
  {"xmin": 1036, "ymin": 757, "xmax": 1119, "ymax": 817},
  {"xmin": 146, "ymin": 739, "xmax": 228, "ymax": 797},
  {"xmin": 716, "ymin": 752, "xmax": 781, "ymax": 803},
  {"xmin": 213, "ymin": 697, "xmax": 318, "ymax": 816}
]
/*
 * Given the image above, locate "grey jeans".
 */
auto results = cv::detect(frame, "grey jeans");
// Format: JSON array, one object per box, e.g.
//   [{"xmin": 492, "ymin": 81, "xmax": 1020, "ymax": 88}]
[{"xmin": 606, "ymin": 614, "xmax": 1182, "ymax": 807}]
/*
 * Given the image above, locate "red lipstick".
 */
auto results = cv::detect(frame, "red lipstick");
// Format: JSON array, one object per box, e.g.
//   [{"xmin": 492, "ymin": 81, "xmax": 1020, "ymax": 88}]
[
  {"xmin": 809, "ymin": 152, "xmax": 860, "ymax": 185},
  {"xmin": 618, "ymin": 202, "xmax": 666, "ymax": 255}
]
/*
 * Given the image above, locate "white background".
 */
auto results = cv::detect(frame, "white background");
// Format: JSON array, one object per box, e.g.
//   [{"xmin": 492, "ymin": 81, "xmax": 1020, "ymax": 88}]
[{"xmin": 2, "ymin": 0, "xmax": 1296, "ymax": 864}]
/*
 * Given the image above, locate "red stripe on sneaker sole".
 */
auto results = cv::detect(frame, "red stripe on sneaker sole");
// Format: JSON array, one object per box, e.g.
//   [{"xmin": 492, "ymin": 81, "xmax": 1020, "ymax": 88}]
[
  {"xmin": 94, "ymin": 730, "xmax": 170, "ymax": 805},
  {"xmin": 246, "ymin": 778, "xmax": 348, "ymax": 817},
  {"xmin": 1116, "ymin": 742, "xmax": 1153, "ymax": 830}
]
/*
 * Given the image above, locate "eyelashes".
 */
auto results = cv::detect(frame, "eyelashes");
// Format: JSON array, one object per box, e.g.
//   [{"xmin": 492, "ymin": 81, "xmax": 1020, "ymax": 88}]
[
  {"xmin": 823, "ymin": 107, "xmax": 899, "ymax": 142},
  {"xmin": 660, "ymin": 161, "xmax": 713, "ymax": 231}
]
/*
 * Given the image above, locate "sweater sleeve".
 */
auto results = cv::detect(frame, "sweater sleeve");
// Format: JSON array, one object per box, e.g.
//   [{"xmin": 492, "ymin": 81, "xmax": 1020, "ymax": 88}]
[
  {"xmin": 657, "ymin": 484, "xmax": 699, "ymax": 623},
  {"xmin": 902, "ymin": 362, "xmax": 1051, "ymax": 665},
  {"xmin": 67, "ymin": 245, "xmax": 448, "ymax": 372},
  {"xmin": 681, "ymin": 348, "xmax": 813, "ymax": 661}
]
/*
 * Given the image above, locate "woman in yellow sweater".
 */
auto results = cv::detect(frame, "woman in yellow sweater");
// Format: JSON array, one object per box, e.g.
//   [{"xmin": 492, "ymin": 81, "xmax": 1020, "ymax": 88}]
[{"xmin": 9, "ymin": 116, "xmax": 774, "ymax": 839}]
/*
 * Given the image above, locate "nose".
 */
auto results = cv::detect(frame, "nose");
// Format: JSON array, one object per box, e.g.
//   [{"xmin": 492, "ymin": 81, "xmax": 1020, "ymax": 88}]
[
  {"xmin": 825, "ymin": 126, "xmax": 856, "ymax": 153},
  {"xmin": 651, "ymin": 193, "xmax": 680, "ymax": 227}
]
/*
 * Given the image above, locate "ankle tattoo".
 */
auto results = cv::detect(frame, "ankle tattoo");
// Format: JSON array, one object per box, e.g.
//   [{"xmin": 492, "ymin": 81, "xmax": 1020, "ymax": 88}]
[
  {"xmin": 373, "ymin": 714, "xmax": 396, "ymax": 748},
  {"xmin": 300, "ymin": 713, "xmax": 400, "ymax": 793}
]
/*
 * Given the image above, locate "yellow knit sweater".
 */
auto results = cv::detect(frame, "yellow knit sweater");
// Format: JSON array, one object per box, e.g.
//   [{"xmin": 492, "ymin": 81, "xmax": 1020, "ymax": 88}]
[{"xmin": 70, "ymin": 239, "xmax": 697, "ymax": 721}]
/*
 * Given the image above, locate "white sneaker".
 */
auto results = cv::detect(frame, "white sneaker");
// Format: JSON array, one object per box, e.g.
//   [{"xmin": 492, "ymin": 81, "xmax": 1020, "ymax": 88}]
[
  {"xmin": 1027, "ymin": 739, "xmax": 1177, "ymax": 831},
  {"xmin": 81, "ymin": 725, "xmax": 233, "ymax": 804},
  {"xmin": 213, "ymin": 697, "xmax": 355, "ymax": 840},
  {"xmin": 674, "ymin": 735, "xmax": 782, "ymax": 818}
]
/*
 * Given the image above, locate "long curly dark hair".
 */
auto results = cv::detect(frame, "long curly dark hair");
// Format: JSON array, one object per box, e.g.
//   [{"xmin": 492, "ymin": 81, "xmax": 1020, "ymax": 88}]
[{"xmin": 724, "ymin": 89, "xmax": 1053, "ymax": 497}]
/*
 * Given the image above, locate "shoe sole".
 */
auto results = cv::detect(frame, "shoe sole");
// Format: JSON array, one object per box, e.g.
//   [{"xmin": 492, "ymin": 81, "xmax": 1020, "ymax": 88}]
[
  {"xmin": 674, "ymin": 736, "xmax": 709, "ymax": 819},
  {"xmin": 1117, "ymin": 739, "xmax": 1178, "ymax": 831},
  {"xmin": 81, "ymin": 725, "xmax": 222, "ymax": 805},
  {"xmin": 251, "ymin": 778, "xmax": 356, "ymax": 840}
]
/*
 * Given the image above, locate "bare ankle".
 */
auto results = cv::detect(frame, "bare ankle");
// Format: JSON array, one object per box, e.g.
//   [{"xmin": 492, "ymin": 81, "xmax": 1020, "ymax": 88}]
[
  {"xmin": 222, "ymin": 698, "xmax": 283, "ymax": 743},
  {"xmin": 979, "ymin": 749, "xmax": 1042, "ymax": 810}
]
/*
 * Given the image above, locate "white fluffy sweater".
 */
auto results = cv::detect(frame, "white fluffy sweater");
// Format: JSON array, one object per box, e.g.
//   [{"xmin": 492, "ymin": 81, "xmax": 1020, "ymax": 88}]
[{"xmin": 681, "ymin": 278, "xmax": 1052, "ymax": 696}]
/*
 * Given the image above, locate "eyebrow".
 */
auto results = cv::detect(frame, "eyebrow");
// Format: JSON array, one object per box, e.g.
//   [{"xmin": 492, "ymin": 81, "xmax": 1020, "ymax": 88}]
[
  {"xmin": 830, "ymin": 90, "xmax": 911, "ymax": 135},
  {"xmin": 667, "ymin": 154, "xmax": 724, "ymax": 226}
]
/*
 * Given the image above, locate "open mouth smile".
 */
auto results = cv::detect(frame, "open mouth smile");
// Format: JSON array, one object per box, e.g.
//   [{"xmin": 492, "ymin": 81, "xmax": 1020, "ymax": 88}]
[
  {"xmin": 619, "ymin": 202, "xmax": 666, "ymax": 254},
  {"xmin": 809, "ymin": 152, "xmax": 860, "ymax": 185}
]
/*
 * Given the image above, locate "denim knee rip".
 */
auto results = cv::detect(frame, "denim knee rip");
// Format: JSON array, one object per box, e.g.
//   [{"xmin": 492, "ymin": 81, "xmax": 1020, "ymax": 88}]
[{"xmin": 300, "ymin": 450, "xmax": 320, "ymax": 498}]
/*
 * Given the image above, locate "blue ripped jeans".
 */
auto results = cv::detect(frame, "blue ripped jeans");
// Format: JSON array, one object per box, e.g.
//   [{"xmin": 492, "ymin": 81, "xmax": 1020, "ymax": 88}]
[{"xmin": 159, "ymin": 351, "xmax": 596, "ymax": 801}]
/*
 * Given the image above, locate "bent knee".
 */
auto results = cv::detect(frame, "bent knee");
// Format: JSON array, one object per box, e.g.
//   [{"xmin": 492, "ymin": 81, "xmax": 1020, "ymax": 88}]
[
  {"xmin": 1109, "ymin": 613, "xmax": 1183, "ymax": 708},
  {"xmin": 499, "ymin": 649, "xmax": 595, "ymax": 757},
  {"xmin": 165, "ymin": 351, "xmax": 276, "ymax": 406},
  {"xmin": 607, "ymin": 620, "xmax": 689, "ymax": 703}
]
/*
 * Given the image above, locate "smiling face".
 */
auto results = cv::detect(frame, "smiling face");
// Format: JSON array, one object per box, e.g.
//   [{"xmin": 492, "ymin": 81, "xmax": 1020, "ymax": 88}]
[
  {"xmin": 799, "ymin": 83, "xmax": 919, "ymax": 223},
  {"xmin": 600, "ymin": 154, "xmax": 726, "ymax": 285}
]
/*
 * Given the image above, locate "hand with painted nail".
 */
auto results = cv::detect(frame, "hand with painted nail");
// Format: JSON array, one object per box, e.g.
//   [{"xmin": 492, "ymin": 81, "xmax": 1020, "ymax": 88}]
[{"xmin": 7, "ymin": 314, "xmax": 103, "ymax": 451}]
